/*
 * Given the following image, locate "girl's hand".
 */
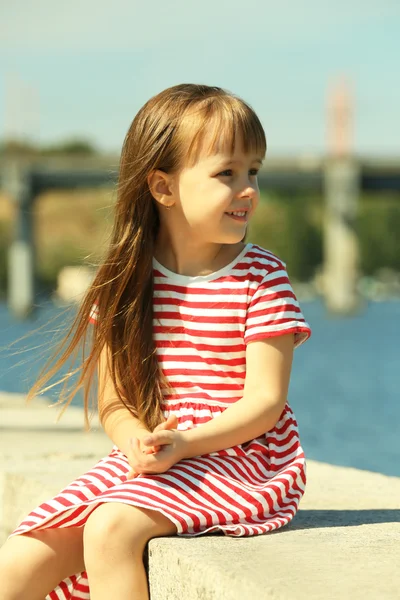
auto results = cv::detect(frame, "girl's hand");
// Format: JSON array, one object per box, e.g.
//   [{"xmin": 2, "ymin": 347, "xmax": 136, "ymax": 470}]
[
  {"xmin": 140, "ymin": 414, "xmax": 178, "ymax": 455},
  {"xmin": 126, "ymin": 414, "xmax": 178, "ymax": 479},
  {"xmin": 125, "ymin": 428, "xmax": 187, "ymax": 480}
]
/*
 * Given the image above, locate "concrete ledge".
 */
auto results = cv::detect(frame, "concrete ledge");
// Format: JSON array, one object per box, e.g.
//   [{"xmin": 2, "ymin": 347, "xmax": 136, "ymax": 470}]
[{"xmin": 1, "ymin": 392, "xmax": 399, "ymax": 599}]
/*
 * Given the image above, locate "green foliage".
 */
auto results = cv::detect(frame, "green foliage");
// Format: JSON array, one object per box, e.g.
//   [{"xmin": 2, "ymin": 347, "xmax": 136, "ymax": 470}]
[
  {"xmin": 0, "ymin": 137, "xmax": 98, "ymax": 157},
  {"xmin": 35, "ymin": 244, "xmax": 85, "ymax": 292},
  {"xmin": 357, "ymin": 194, "xmax": 400, "ymax": 275},
  {"xmin": 247, "ymin": 191, "xmax": 323, "ymax": 280},
  {"xmin": 40, "ymin": 140, "xmax": 97, "ymax": 156},
  {"xmin": 0, "ymin": 139, "xmax": 38, "ymax": 158}
]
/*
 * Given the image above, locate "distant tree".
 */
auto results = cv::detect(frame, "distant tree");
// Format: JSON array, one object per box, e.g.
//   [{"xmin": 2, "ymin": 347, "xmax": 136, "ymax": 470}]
[
  {"xmin": 0, "ymin": 137, "xmax": 98, "ymax": 157},
  {"xmin": 0, "ymin": 139, "xmax": 38, "ymax": 157},
  {"xmin": 40, "ymin": 139, "xmax": 98, "ymax": 156},
  {"xmin": 358, "ymin": 194, "xmax": 400, "ymax": 275},
  {"xmin": 248, "ymin": 191, "xmax": 323, "ymax": 282}
]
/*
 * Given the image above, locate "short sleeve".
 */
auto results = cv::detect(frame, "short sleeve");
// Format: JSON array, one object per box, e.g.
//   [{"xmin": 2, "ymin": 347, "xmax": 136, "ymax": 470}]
[
  {"xmin": 244, "ymin": 264, "xmax": 311, "ymax": 349},
  {"xmin": 89, "ymin": 300, "xmax": 99, "ymax": 325}
]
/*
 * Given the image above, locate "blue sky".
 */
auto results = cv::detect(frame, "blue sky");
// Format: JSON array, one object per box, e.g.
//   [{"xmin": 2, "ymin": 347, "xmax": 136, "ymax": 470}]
[{"xmin": 1, "ymin": 0, "xmax": 399, "ymax": 158}]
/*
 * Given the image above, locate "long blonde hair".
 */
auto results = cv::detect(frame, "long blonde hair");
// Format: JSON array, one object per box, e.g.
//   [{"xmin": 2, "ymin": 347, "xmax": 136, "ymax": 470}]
[{"xmin": 8, "ymin": 83, "xmax": 267, "ymax": 432}]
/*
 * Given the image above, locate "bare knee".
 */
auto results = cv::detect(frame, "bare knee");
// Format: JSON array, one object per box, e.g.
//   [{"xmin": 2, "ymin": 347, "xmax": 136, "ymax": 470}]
[
  {"xmin": 0, "ymin": 528, "xmax": 85, "ymax": 600},
  {"xmin": 0, "ymin": 539, "xmax": 19, "ymax": 578},
  {"xmin": 83, "ymin": 503, "xmax": 176, "ymax": 567},
  {"xmin": 0, "ymin": 534, "xmax": 52, "ymax": 600},
  {"xmin": 0, "ymin": 534, "xmax": 46, "ymax": 580},
  {"xmin": 0, "ymin": 535, "xmax": 54, "ymax": 600},
  {"xmin": 84, "ymin": 503, "xmax": 148, "ymax": 561}
]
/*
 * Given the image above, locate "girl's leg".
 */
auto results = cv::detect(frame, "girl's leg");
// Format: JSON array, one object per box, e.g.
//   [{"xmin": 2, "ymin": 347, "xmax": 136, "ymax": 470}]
[
  {"xmin": 83, "ymin": 502, "xmax": 178, "ymax": 600},
  {"xmin": 0, "ymin": 526, "xmax": 85, "ymax": 600}
]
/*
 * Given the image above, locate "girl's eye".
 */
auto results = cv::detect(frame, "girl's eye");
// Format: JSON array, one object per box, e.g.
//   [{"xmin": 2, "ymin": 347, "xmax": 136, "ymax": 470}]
[{"xmin": 218, "ymin": 169, "xmax": 259, "ymax": 177}]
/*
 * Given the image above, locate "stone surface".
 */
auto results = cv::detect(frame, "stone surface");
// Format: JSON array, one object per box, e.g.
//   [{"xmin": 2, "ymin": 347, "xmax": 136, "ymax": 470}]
[{"xmin": 1, "ymin": 391, "xmax": 399, "ymax": 599}]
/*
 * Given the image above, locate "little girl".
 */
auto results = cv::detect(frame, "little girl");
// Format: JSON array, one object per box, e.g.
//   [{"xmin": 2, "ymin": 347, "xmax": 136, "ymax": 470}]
[{"xmin": 0, "ymin": 83, "xmax": 311, "ymax": 599}]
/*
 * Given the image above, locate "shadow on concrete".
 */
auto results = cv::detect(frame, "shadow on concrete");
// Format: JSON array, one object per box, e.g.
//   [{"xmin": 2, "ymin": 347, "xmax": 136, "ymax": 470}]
[{"xmin": 280, "ymin": 509, "xmax": 400, "ymax": 532}]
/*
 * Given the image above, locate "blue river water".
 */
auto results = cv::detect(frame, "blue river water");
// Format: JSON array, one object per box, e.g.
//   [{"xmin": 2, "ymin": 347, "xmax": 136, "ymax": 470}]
[{"xmin": 0, "ymin": 297, "xmax": 399, "ymax": 477}]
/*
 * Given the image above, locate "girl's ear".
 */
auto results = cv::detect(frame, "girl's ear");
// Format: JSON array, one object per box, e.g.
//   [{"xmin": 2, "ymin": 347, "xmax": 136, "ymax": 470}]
[{"xmin": 147, "ymin": 169, "xmax": 174, "ymax": 207}]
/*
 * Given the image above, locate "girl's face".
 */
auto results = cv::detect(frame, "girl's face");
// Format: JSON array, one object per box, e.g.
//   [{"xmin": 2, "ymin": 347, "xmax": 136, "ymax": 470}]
[
  {"xmin": 151, "ymin": 130, "xmax": 264, "ymax": 247},
  {"xmin": 174, "ymin": 132, "xmax": 263, "ymax": 244}
]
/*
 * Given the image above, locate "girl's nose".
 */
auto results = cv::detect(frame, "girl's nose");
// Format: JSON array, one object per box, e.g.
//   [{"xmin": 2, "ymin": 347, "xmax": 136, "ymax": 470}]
[{"xmin": 238, "ymin": 183, "xmax": 257, "ymax": 199}]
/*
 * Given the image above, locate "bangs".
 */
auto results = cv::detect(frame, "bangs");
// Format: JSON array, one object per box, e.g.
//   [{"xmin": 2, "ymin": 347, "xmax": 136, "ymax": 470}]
[{"xmin": 177, "ymin": 96, "xmax": 267, "ymax": 169}]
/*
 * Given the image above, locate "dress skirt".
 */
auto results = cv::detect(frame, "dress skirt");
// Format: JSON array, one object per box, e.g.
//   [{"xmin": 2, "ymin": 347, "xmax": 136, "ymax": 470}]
[{"xmin": 9, "ymin": 403, "xmax": 306, "ymax": 599}]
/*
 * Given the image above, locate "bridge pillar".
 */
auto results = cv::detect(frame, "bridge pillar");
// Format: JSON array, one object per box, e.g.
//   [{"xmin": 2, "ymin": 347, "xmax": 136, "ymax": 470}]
[
  {"xmin": 3, "ymin": 161, "xmax": 36, "ymax": 319},
  {"xmin": 323, "ymin": 158, "xmax": 363, "ymax": 314},
  {"xmin": 323, "ymin": 75, "xmax": 362, "ymax": 314}
]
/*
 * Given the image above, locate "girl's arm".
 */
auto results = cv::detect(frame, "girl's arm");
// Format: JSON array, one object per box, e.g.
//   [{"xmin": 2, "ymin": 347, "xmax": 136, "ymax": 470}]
[
  {"xmin": 97, "ymin": 343, "xmax": 151, "ymax": 457},
  {"xmin": 179, "ymin": 333, "xmax": 295, "ymax": 459}
]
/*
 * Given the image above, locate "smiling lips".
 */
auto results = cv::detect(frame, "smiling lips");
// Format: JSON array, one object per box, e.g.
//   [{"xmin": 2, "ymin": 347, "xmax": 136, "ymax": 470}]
[
  {"xmin": 225, "ymin": 207, "xmax": 250, "ymax": 222},
  {"xmin": 226, "ymin": 206, "xmax": 250, "ymax": 213},
  {"xmin": 225, "ymin": 208, "xmax": 249, "ymax": 221}
]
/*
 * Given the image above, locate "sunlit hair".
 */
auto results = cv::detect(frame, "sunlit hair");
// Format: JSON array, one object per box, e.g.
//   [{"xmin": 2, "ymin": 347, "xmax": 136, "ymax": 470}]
[{"xmin": 9, "ymin": 83, "xmax": 267, "ymax": 432}]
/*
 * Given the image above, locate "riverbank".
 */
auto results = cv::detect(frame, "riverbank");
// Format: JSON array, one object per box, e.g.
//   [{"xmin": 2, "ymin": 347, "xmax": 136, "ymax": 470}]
[{"xmin": 1, "ymin": 391, "xmax": 399, "ymax": 599}]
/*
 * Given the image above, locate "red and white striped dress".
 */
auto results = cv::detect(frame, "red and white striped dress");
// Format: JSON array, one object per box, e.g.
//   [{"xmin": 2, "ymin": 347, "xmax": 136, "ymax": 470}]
[{"xmin": 9, "ymin": 243, "xmax": 311, "ymax": 599}]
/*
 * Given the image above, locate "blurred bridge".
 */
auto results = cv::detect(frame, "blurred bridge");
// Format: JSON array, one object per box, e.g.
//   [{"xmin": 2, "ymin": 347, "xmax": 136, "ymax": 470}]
[{"xmin": 0, "ymin": 154, "xmax": 400, "ymax": 319}]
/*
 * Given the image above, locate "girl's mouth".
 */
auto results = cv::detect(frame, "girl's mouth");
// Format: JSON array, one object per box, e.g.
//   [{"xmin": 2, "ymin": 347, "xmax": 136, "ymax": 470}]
[{"xmin": 225, "ymin": 212, "xmax": 248, "ymax": 222}]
